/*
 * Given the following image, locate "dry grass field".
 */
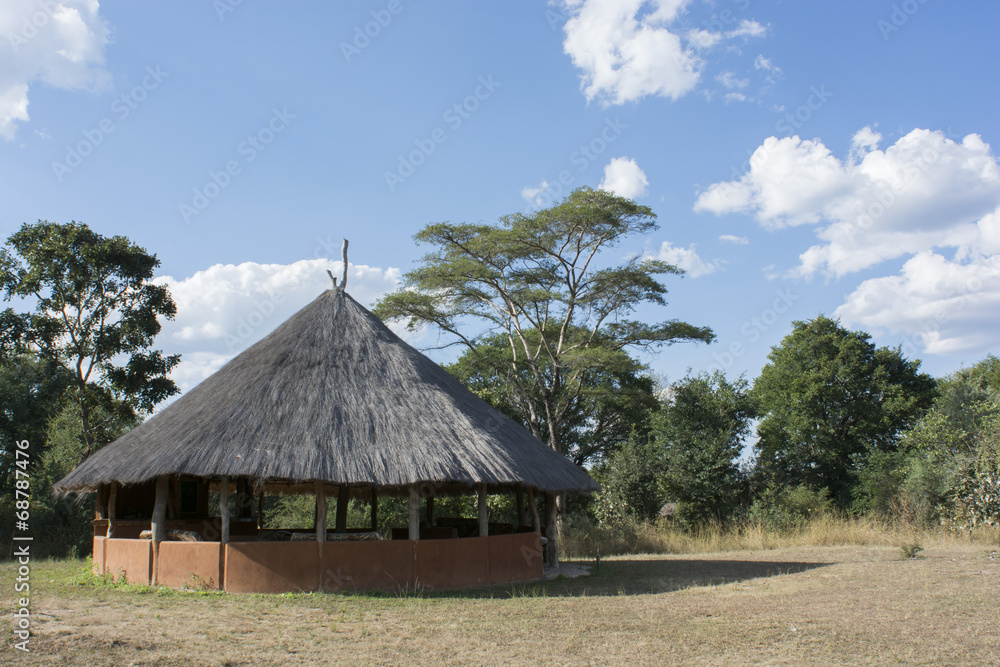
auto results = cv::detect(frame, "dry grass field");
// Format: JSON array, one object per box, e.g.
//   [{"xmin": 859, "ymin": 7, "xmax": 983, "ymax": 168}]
[{"xmin": 3, "ymin": 536, "xmax": 998, "ymax": 666}]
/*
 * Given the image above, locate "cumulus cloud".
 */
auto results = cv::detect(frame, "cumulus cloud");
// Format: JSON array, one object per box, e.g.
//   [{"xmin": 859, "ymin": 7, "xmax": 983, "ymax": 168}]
[
  {"xmin": 558, "ymin": 0, "xmax": 766, "ymax": 106},
  {"xmin": 718, "ymin": 234, "xmax": 748, "ymax": 245},
  {"xmin": 154, "ymin": 259, "xmax": 402, "ymax": 393},
  {"xmin": 0, "ymin": 0, "xmax": 111, "ymax": 140},
  {"xmin": 649, "ymin": 241, "xmax": 718, "ymax": 277},
  {"xmin": 599, "ymin": 156, "xmax": 649, "ymax": 198},
  {"xmin": 836, "ymin": 250, "xmax": 1000, "ymax": 356},
  {"xmin": 697, "ymin": 126, "xmax": 1000, "ymax": 358},
  {"xmin": 695, "ymin": 128, "xmax": 1000, "ymax": 277}
]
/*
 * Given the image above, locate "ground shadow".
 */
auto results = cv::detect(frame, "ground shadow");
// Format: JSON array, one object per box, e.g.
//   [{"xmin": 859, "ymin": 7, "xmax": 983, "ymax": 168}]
[{"xmin": 410, "ymin": 557, "xmax": 832, "ymax": 599}]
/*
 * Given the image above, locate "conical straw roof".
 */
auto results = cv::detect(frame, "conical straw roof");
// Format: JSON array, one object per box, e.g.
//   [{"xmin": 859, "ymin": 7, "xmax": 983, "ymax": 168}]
[{"xmin": 55, "ymin": 288, "xmax": 600, "ymax": 495}]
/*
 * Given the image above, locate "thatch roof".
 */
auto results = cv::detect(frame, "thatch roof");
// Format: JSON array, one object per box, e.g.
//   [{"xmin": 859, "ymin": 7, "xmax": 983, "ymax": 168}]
[{"xmin": 55, "ymin": 288, "xmax": 599, "ymax": 496}]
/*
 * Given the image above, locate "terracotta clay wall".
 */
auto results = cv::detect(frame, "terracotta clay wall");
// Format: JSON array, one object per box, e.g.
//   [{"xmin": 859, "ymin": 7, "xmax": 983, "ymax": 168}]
[
  {"xmin": 157, "ymin": 542, "xmax": 223, "ymax": 589},
  {"xmin": 223, "ymin": 541, "xmax": 319, "ymax": 594},
  {"xmin": 92, "ymin": 536, "xmax": 106, "ymax": 576},
  {"xmin": 415, "ymin": 537, "xmax": 489, "ymax": 590},
  {"xmin": 96, "ymin": 533, "xmax": 545, "ymax": 593},
  {"xmin": 104, "ymin": 538, "xmax": 152, "ymax": 584},
  {"xmin": 318, "ymin": 540, "xmax": 416, "ymax": 592},
  {"xmin": 487, "ymin": 532, "xmax": 545, "ymax": 584}
]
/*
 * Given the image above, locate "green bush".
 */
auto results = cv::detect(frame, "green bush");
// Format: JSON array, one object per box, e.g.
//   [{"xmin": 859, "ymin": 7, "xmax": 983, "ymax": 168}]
[{"xmin": 748, "ymin": 484, "xmax": 832, "ymax": 531}]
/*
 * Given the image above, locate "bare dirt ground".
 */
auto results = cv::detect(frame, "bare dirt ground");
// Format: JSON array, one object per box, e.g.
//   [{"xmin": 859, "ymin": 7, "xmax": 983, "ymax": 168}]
[{"xmin": 3, "ymin": 544, "xmax": 998, "ymax": 666}]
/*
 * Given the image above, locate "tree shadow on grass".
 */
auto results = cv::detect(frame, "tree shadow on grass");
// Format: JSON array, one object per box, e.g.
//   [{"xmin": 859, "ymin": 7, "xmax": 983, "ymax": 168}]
[{"xmin": 426, "ymin": 558, "xmax": 832, "ymax": 599}]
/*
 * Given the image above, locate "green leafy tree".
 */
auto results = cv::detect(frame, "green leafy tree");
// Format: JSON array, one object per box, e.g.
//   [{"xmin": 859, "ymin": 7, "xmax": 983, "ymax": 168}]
[
  {"xmin": 592, "ymin": 432, "xmax": 665, "ymax": 523},
  {"xmin": 374, "ymin": 187, "xmax": 714, "ymax": 462},
  {"xmin": 446, "ymin": 328, "xmax": 659, "ymax": 467},
  {"xmin": 752, "ymin": 316, "xmax": 936, "ymax": 507},
  {"xmin": 0, "ymin": 354, "xmax": 75, "ymax": 552},
  {"xmin": 0, "ymin": 354, "xmax": 73, "ymax": 497},
  {"xmin": 865, "ymin": 357, "xmax": 1000, "ymax": 524},
  {"xmin": 653, "ymin": 372, "xmax": 756, "ymax": 525},
  {"xmin": 0, "ymin": 221, "xmax": 180, "ymax": 462}
]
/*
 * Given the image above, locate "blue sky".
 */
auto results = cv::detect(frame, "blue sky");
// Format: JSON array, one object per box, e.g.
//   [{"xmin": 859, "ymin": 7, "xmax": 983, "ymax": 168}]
[{"xmin": 2, "ymin": 0, "xmax": 999, "ymax": 394}]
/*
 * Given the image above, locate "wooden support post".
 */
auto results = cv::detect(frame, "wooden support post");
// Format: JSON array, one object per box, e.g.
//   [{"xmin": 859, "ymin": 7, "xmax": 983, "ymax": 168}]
[
  {"xmin": 257, "ymin": 488, "xmax": 265, "ymax": 531},
  {"xmin": 408, "ymin": 485, "xmax": 419, "ymax": 541},
  {"xmin": 516, "ymin": 490, "xmax": 526, "ymax": 530},
  {"xmin": 151, "ymin": 476, "xmax": 168, "ymax": 585},
  {"xmin": 370, "ymin": 489, "xmax": 379, "ymax": 532},
  {"xmin": 426, "ymin": 496, "xmax": 435, "ymax": 527},
  {"xmin": 335, "ymin": 484, "xmax": 349, "ymax": 533},
  {"xmin": 478, "ymin": 485, "xmax": 489, "ymax": 537},
  {"xmin": 545, "ymin": 492, "xmax": 558, "ymax": 568},
  {"xmin": 95, "ymin": 484, "xmax": 107, "ymax": 520},
  {"xmin": 527, "ymin": 488, "xmax": 539, "ymax": 532},
  {"xmin": 316, "ymin": 482, "xmax": 327, "ymax": 542},
  {"xmin": 219, "ymin": 476, "xmax": 230, "ymax": 545},
  {"xmin": 106, "ymin": 482, "xmax": 117, "ymax": 538}
]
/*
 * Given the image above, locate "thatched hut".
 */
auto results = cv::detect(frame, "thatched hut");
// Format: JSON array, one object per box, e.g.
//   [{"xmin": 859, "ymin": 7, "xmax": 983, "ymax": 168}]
[{"xmin": 55, "ymin": 281, "xmax": 599, "ymax": 593}]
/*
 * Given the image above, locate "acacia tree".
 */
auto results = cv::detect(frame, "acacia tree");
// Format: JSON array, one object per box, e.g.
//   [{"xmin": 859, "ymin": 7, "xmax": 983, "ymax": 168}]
[
  {"xmin": 374, "ymin": 187, "xmax": 714, "ymax": 462},
  {"xmin": 753, "ymin": 315, "xmax": 936, "ymax": 507},
  {"xmin": 0, "ymin": 221, "xmax": 180, "ymax": 462},
  {"xmin": 446, "ymin": 327, "xmax": 659, "ymax": 468}
]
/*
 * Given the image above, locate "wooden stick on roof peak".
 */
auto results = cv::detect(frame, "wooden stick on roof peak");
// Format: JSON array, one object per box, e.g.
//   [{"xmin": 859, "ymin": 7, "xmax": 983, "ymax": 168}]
[{"xmin": 341, "ymin": 238, "xmax": 349, "ymax": 291}]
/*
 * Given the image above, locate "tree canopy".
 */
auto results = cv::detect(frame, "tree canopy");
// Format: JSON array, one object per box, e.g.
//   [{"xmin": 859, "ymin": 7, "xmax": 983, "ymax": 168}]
[
  {"xmin": 0, "ymin": 221, "xmax": 179, "ymax": 460},
  {"xmin": 752, "ymin": 315, "xmax": 937, "ymax": 506},
  {"xmin": 374, "ymin": 187, "xmax": 714, "ymax": 459},
  {"xmin": 653, "ymin": 372, "xmax": 756, "ymax": 524},
  {"xmin": 446, "ymin": 328, "xmax": 659, "ymax": 467}
]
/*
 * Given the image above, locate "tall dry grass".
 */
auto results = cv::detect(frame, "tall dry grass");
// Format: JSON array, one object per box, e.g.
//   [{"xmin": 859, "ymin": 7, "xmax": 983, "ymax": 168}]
[{"xmin": 561, "ymin": 514, "xmax": 1000, "ymax": 558}]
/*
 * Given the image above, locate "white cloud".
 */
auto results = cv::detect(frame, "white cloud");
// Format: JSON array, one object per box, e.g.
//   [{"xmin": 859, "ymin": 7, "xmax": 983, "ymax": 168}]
[
  {"xmin": 599, "ymin": 156, "xmax": 649, "ymax": 198},
  {"xmin": 650, "ymin": 241, "xmax": 718, "ymax": 277},
  {"xmin": 718, "ymin": 234, "xmax": 748, "ymax": 245},
  {"xmin": 521, "ymin": 181, "xmax": 551, "ymax": 207},
  {"xmin": 697, "ymin": 126, "xmax": 1000, "ymax": 359},
  {"xmin": 0, "ymin": 0, "xmax": 111, "ymax": 140},
  {"xmin": 727, "ymin": 19, "xmax": 767, "ymax": 39},
  {"xmin": 560, "ymin": 0, "xmax": 699, "ymax": 105},
  {"xmin": 695, "ymin": 128, "xmax": 1000, "ymax": 277},
  {"xmin": 716, "ymin": 71, "xmax": 748, "ymax": 90},
  {"xmin": 558, "ymin": 0, "xmax": 769, "ymax": 106},
  {"xmin": 686, "ymin": 28, "xmax": 721, "ymax": 49},
  {"xmin": 836, "ymin": 250, "xmax": 1000, "ymax": 356},
  {"xmin": 154, "ymin": 259, "xmax": 402, "ymax": 393}
]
